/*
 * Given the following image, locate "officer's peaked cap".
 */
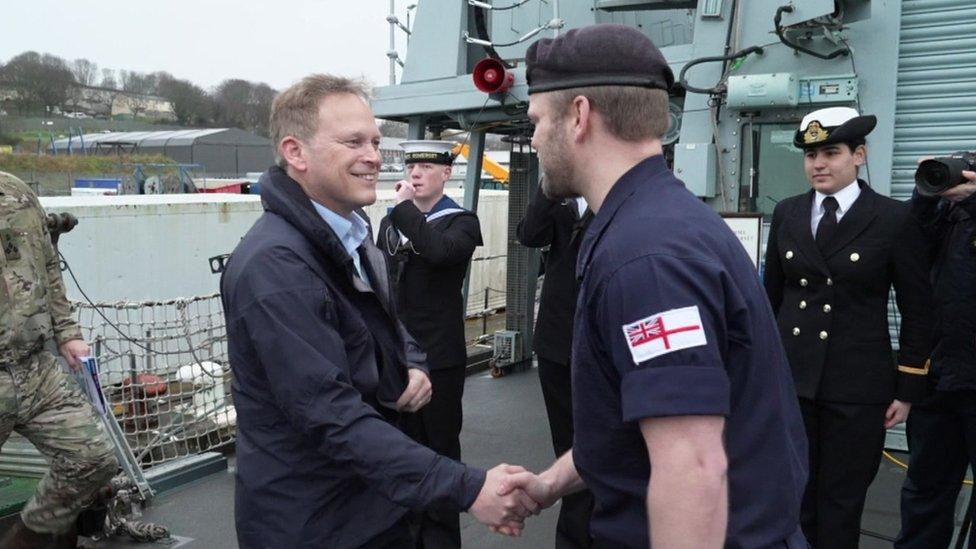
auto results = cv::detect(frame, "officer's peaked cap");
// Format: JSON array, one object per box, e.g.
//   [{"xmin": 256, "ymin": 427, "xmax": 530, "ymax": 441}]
[{"xmin": 793, "ymin": 106, "xmax": 876, "ymax": 150}]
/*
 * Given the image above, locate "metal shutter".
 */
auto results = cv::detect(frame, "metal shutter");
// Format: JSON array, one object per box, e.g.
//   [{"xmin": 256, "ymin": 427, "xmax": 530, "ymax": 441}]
[{"xmin": 893, "ymin": 0, "xmax": 976, "ymax": 200}]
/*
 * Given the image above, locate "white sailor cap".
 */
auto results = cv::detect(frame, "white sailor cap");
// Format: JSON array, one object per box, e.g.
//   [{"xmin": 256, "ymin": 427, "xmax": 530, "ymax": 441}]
[
  {"xmin": 401, "ymin": 140, "xmax": 457, "ymax": 165},
  {"xmin": 794, "ymin": 106, "xmax": 877, "ymax": 149}
]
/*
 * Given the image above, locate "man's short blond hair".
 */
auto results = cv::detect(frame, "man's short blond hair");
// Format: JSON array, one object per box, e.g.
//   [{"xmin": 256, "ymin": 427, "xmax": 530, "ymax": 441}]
[
  {"xmin": 270, "ymin": 74, "xmax": 372, "ymax": 168},
  {"xmin": 549, "ymin": 86, "xmax": 670, "ymax": 142}
]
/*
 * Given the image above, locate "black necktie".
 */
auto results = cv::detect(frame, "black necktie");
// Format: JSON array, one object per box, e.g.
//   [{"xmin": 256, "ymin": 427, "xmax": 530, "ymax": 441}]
[
  {"xmin": 570, "ymin": 209, "xmax": 594, "ymax": 245},
  {"xmin": 816, "ymin": 196, "xmax": 839, "ymax": 250},
  {"xmin": 356, "ymin": 244, "xmax": 373, "ymax": 286}
]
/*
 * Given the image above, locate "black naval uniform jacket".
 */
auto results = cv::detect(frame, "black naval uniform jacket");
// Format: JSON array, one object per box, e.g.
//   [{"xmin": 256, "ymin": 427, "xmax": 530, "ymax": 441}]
[
  {"xmin": 764, "ymin": 181, "xmax": 935, "ymax": 404},
  {"xmin": 516, "ymin": 186, "xmax": 592, "ymax": 366},
  {"xmin": 377, "ymin": 196, "xmax": 483, "ymax": 370}
]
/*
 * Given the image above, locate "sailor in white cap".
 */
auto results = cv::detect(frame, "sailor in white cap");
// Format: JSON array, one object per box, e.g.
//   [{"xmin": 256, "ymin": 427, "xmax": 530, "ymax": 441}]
[
  {"xmin": 376, "ymin": 139, "xmax": 483, "ymax": 548},
  {"xmin": 764, "ymin": 106, "xmax": 935, "ymax": 548}
]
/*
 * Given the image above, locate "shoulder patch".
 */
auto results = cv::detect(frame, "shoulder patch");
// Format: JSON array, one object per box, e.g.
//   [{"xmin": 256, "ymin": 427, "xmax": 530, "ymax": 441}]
[{"xmin": 621, "ymin": 306, "xmax": 707, "ymax": 365}]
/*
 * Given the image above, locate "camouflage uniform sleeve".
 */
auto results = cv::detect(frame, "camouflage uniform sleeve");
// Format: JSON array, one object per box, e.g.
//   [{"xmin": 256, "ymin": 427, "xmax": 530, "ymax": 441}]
[{"xmin": 26, "ymin": 192, "xmax": 83, "ymax": 345}]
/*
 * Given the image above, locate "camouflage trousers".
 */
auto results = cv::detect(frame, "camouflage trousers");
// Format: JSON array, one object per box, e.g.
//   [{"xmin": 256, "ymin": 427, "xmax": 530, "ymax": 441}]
[{"xmin": 0, "ymin": 351, "xmax": 117, "ymax": 534}]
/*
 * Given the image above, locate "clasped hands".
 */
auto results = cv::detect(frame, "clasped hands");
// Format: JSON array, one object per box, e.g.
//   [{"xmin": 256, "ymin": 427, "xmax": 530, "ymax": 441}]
[{"xmin": 468, "ymin": 464, "xmax": 556, "ymax": 537}]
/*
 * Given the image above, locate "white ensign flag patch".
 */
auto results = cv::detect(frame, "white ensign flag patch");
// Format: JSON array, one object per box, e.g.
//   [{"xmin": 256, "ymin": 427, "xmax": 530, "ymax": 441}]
[{"xmin": 621, "ymin": 306, "xmax": 708, "ymax": 364}]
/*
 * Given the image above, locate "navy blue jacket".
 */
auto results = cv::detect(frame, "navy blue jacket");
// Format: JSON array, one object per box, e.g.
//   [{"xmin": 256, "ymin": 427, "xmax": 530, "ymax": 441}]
[
  {"xmin": 911, "ymin": 190, "xmax": 976, "ymax": 391},
  {"xmin": 221, "ymin": 166, "xmax": 485, "ymax": 548},
  {"xmin": 572, "ymin": 156, "xmax": 807, "ymax": 548}
]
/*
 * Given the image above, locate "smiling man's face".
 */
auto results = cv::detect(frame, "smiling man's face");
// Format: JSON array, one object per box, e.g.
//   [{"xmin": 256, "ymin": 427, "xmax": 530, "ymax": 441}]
[{"xmin": 300, "ymin": 93, "xmax": 382, "ymax": 215}]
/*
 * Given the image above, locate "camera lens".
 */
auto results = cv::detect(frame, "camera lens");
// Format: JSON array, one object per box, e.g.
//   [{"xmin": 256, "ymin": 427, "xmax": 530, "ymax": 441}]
[{"xmin": 916, "ymin": 158, "xmax": 962, "ymax": 196}]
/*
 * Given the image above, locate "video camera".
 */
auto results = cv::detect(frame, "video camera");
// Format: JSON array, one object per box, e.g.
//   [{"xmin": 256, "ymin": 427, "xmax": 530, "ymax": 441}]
[{"xmin": 915, "ymin": 151, "xmax": 976, "ymax": 196}]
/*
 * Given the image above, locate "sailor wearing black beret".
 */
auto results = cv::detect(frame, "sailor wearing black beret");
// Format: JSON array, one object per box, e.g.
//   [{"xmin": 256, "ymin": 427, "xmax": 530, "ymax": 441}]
[
  {"xmin": 765, "ymin": 106, "xmax": 935, "ymax": 548},
  {"xmin": 525, "ymin": 23, "xmax": 674, "ymax": 94},
  {"xmin": 503, "ymin": 23, "xmax": 809, "ymax": 549}
]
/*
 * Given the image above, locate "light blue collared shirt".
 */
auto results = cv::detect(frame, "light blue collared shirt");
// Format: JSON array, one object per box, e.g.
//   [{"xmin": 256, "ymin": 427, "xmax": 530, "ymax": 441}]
[{"xmin": 310, "ymin": 200, "xmax": 371, "ymax": 287}]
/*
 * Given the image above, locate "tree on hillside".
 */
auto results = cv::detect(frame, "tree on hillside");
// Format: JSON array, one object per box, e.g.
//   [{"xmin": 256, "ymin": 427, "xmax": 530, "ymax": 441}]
[
  {"xmin": 100, "ymin": 68, "xmax": 117, "ymax": 89},
  {"xmin": 118, "ymin": 70, "xmax": 160, "ymax": 95},
  {"xmin": 156, "ymin": 74, "xmax": 213, "ymax": 126},
  {"xmin": 0, "ymin": 51, "xmax": 76, "ymax": 113},
  {"xmin": 213, "ymin": 79, "xmax": 251, "ymax": 128},
  {"xmin": 250, "ymin": 83, "xmax": 276, "ymax": 137},
  {"xmin": 213, "ymin": 79, "xmax": 276, "ymax": 136},
  {"xmin": 72, "ymin": 58, "xmax": 99, "ymax": 87}
]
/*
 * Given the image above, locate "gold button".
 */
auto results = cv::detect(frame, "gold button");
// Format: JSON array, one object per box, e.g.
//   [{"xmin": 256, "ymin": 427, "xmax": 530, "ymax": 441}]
[
  {"xmin": 785, "ymin": 251, "xmax": 794, "ymax": 259},
  {"xmin": 826, "ymin": 278, "xmax": 833, "ymax": 286},
  {"xmin": 793, "ymin": 327, "xmax": 801, "ymax": 336},
  {"xmin": 800, "ymin": 278, "xmax": 808, "ymax": 287},
  {"xmin": 799, "ymin": 301, "xmax": 807, "ymax": 310},
  {"xmin": 819, "ymin": 331, "xmax": 828, "ymax": 340},
  {"xmin": 823, "ymin": 304, "xmax": 832, "ymax": 313},
  {"xmin": 850, "ymin": 253, "xmax": 860, "ymax": 262}
]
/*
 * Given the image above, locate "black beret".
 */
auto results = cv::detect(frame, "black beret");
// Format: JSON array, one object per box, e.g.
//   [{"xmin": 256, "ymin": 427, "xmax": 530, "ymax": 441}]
[
  {"xmin": 525, "ymin": 24, "xmax": 674, "ymax": 95},
  {"xmin": 793, "ymin": 107, "xmax": 877, "ymax": 150}
]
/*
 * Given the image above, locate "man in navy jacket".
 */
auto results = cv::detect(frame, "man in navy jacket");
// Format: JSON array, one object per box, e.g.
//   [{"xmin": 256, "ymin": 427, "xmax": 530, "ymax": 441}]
[{"xmin": 220, "ymin": 74, "xmax": 537, "ymax": 548}]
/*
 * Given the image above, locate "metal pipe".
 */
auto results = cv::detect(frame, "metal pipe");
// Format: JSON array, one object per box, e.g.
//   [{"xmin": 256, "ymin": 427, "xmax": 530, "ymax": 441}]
[
  {"xmin": 388, "ymin": 0, "xmax": 396, "ymax": 85},
  {"xmin": 553, "ymin": 0, "xmax": 560, "ymax": 37},
  {"xmin": 482, "ymin": 288, "xmax": 489, "ymax": 336}
]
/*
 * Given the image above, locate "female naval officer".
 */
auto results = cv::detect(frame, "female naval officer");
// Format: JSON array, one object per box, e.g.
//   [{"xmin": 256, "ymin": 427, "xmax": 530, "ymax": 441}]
[{"xmin": 763, "ymin": 106, "xmax": 935, "ymax": 548}]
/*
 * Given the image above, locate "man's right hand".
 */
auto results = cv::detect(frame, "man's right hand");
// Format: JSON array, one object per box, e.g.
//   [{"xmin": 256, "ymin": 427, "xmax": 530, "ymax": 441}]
[
  {"xmin": 59, "ymin": 339, "xmax": 91, "ymax": 372},
  {"xmin": 395, "ymin": 368, "xmax": 431, "ymax": 412},
  {"xmin": 468, "ymin": 464, "xmax": 541, "ymax": 536},
  {"xmin": 497, "ymin": 469, "xmax": 558, "ymax": 509},
  {"xmin": 489, "ymin": 469, "xmax": 559, "ymax": 536},
  {"xmin": 394, "ymin": 180, "xmax": 416, "ymax": 204}
]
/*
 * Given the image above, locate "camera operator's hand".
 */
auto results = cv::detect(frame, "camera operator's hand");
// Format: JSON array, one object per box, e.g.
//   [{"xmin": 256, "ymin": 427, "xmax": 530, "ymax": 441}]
[{"xmin": 939, "ymin": 171, "xmax": 976, "ymax": 203}]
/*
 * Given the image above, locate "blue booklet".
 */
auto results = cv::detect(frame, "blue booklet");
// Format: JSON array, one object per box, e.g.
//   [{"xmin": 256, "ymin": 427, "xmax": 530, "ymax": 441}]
[{"xmin": 73, "ymin": 356, "xmax": 108, "ymax": 417}]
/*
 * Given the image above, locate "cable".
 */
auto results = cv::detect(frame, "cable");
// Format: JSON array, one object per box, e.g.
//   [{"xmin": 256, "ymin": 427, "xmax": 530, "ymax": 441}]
[
  {"xmin": 860, "ymin": 528, "xmax": 897, "ymax": 543},
  {"xmin": 59, "ymin": 251, "xmax": 202, "ymax": 356},
  {"xmin": 774, "ymin": 5, "xmax": 850, "ymax": 60},
  {"xmin": 481, "ymin": 25, "xmax": 552, "ymax": 48},
  {"xmin": 468, "ymin": 0, "xmax": 531, "ymax": 11},
  {"xmin": 884, "ymin": 450, "xmax": 974, "ymax": 486},
  {"xmin": 678, "ymin": 45, "xmax": 766, "ymax": 96},
  {"xmin": 443, "ymin": 94, "xmax": 495, "ymax": 161},
  {"xmin": 881, "ymin": 449, "xmax": 976, "ymax": 546},
  {"xmin": 473, "ymin": 4, "xmax": 513, "ymax": 68},
  {"xmin": 840, "ymin": 37, "xmax": 873, "ymax": 185},
  {"xmin": 718, "ymin": 0, "xmax": 741, "ymax": 82}
]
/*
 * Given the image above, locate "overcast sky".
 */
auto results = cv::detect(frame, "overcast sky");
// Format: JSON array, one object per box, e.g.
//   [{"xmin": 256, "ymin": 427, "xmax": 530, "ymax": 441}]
[{"xmin": 0, "ymin": 0, "xmax": 410, "ymax": 91}]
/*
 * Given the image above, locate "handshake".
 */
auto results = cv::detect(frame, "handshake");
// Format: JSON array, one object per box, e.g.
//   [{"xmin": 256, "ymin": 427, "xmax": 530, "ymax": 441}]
[{"xmin": 467, "ymin": 463, "xmax": 559, "ymax": 537}]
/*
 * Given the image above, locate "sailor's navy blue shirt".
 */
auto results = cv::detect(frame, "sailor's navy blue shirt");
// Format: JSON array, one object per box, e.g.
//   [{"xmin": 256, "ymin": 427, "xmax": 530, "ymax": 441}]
[{"xmin": 571, "ymin": 155, "xmax": 808, "ymax": 548}]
